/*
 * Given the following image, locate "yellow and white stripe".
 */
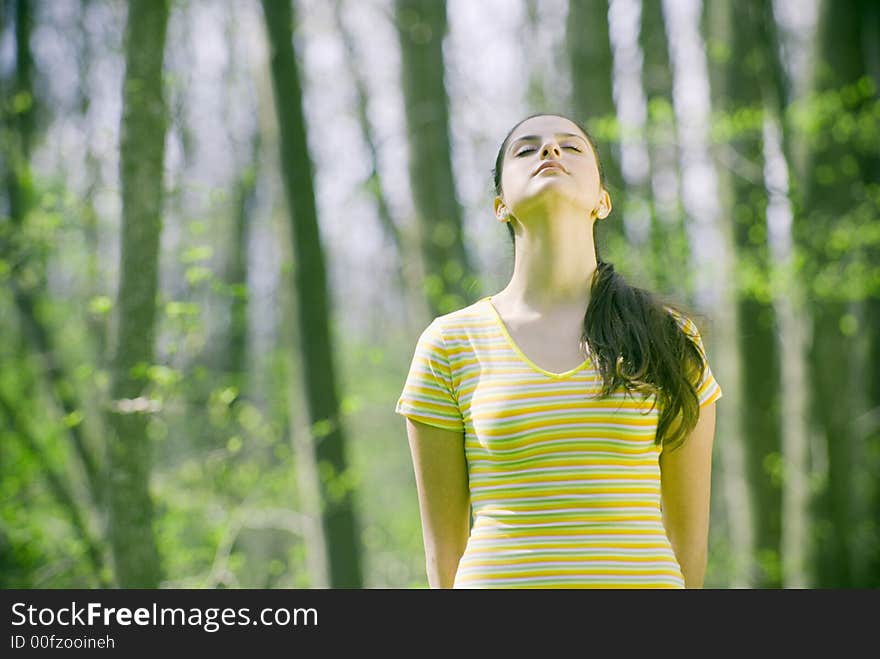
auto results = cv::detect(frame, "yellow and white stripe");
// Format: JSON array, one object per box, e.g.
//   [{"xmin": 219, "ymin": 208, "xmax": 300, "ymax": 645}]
[{"xmin": 396, "ymin": 296, "xmax": 723, "ymax": 588}]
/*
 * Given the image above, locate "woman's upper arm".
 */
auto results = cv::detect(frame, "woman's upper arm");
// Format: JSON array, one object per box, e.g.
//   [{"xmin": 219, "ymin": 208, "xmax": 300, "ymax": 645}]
[
  {"xmin": 406, "ymin": 417, "xmax": 470, "ymax": 588},
  {"xmin": 659, "ymin": 401, "xmax": 717, "ymax": 544},
  {"xmin": 405, "ymin": 417, "xmax": 470, "ymax": 546},
  {"xmin": 660, "ymin": 307, "xmax": 722, "ymax": 518}
]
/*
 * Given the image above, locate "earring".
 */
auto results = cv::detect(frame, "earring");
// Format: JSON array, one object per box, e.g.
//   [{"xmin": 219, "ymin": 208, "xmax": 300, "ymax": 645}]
[{"xmin": 500, "ymin": 208, "xmax": 509, "ymax": 221}]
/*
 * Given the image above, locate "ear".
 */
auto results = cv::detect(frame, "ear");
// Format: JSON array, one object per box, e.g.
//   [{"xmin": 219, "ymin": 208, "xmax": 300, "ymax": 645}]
[
  {"xmin": 494, "ymin": 197, "xmax": 509, "ymax": 223},
  {"xmin": 595, "ymin": 189, "xmax": 612, "ymax": 219}
]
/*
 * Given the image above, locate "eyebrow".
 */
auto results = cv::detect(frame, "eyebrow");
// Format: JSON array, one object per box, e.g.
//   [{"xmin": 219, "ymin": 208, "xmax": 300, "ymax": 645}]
[{"xmin": 509, "ymin": 132, "xmax": 587, "ymax": 151}]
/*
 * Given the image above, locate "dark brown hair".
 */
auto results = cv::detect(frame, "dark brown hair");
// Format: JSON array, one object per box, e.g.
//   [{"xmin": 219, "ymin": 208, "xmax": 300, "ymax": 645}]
[{"xmin": 492, "ymin": 112, "xmax": 709, "ymax": 452}]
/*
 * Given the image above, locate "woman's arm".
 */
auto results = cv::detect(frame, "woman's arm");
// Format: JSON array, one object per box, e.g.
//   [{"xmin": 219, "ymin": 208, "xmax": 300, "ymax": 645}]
[
  {"xmin": 659, "ymin": 401, "xmax": 717, "ymax": 588},
  {"xmin": 405, "ymin": 417, "xmax": 470, "ymax": 588}
]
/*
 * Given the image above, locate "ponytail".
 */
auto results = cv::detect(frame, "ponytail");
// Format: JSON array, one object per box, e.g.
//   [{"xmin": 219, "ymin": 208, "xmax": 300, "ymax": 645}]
[{"xmin": 585, "ymin": 258, "xmax": 705, "ymax": 452}]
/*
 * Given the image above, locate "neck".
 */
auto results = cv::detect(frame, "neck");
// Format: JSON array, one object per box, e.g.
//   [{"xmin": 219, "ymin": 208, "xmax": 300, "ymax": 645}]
[{"xmin": 499, "ymin": 206, "xmax": 598, "ymax": 314}]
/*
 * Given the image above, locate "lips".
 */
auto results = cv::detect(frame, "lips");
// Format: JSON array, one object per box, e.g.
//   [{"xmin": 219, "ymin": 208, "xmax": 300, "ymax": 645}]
[{"xmin": 533, "ymin": 161, "xmax": 566, "ymax": 175}]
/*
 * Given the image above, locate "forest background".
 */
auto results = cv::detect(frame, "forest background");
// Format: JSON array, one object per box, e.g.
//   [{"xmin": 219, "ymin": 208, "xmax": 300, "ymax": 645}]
[{"xmin": 1, "ymin": 0, "xmax": 878, "ymax": 588}]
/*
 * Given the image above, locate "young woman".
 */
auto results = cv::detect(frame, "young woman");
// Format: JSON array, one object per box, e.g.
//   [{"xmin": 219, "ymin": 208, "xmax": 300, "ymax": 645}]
[{"xmin": 395, "ymin": 113, "xmax": 723, "ymax": 588}]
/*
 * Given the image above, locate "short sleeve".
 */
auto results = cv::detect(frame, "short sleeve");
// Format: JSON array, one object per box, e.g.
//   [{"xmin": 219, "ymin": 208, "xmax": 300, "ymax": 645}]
[
  {"xmin": 394, "ymin": 320, "xmax": 465, "ymax": 432},
  {"xmin": 668, "ymin": 309, "xmax": 723, "ymax": 409}
]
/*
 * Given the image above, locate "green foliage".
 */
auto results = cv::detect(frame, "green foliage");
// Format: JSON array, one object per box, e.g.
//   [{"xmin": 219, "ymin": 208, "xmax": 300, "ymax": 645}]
[{"xmin": 3, "ymin": 2, "xmax": 878, "ymax": 592}]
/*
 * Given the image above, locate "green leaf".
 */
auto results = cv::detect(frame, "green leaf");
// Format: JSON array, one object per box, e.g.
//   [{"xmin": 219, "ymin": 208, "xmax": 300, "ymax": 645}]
[
  {"xmin": 181, "ymin": 245, "xmax": 213, "ymax": 263},
  {"xmin": 88, "ymin": 296, "xmax": 113, "ymax": 315},
  {"xmin": 185, "ymin": 265, "xmax": 212, "ymax": 286}
]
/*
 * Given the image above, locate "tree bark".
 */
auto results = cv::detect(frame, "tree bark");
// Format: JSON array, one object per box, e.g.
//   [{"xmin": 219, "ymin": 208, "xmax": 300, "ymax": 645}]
[
  {"xmin": 2, "ymin": 0, "xmax": 114, "ymax": 534},
  {"xmin": 639, "ymin": 0, "xmax": 689, "ymax": 300},
  {"xmin": 567, "ymin": 0, "xmax": 626, "ymax": 253},
  {"xmin": 705, "ymin": 0, "xmax": 783, "ymax": 587},
  {"xmin": 663, "ymin": 0, "xmax": 754, "ymax": 586},
  {"xmin": 750, "ymin": 0, "xmax": 813, "ymax": 588},
  {"xmin": 803, "ymin": 0, "xmax": 879, "ymax": 587},
  {"xmin": 260, "ymin": 0, "xmax": 363, "ymax": 588},
  {"xmin": 331, "ymin": 0, "xmax": 421, "ymax": 338},
  {"xmin": 395, "ymin": 0, "xmax": 478, "ymax": 317},
  {"xmin": 107, "ymin": 0, "xmax": 170, "ymax": 588}
]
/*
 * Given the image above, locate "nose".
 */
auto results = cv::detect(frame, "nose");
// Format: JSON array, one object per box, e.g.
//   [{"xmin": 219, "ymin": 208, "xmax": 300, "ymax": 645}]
[{"xmin": 540, "ymin": 141, "xmax": 562, "ymax": 159}]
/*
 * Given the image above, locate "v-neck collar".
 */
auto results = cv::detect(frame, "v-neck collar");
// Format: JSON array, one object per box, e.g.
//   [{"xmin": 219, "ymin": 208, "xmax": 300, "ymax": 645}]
[{"xmin": 481, "ymin": 296, "xmax": 592, "ymax": 379}]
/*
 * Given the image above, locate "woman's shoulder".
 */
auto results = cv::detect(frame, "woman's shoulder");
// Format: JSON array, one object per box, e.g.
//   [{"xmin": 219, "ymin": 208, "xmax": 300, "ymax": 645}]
[
  {"xmin": 660, "ymin": 304, "xmax": 716, "ymax": 368},
  {"xmin": 431, "ymin": 297, "xmax": 492, "ymax": 333},
  {"xmin": 661, "ymin": 305, "xmax": 702, "ymax": 336}
]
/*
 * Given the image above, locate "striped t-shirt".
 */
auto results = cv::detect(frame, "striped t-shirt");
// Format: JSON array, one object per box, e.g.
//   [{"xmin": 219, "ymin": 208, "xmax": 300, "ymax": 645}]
[{"xmin": 395, "ymin": 295, "xmax": 723, "ymax": 588}]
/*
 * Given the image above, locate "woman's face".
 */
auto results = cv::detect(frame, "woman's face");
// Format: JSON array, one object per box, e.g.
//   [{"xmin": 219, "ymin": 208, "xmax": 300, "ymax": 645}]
[{"xmin": 496, "ymin": 115, "xmax": 608, "ymax": 223}]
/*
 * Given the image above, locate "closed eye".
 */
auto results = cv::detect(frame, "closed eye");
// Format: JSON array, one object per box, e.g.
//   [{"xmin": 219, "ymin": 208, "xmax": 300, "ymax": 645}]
[{"xmin": 515, "ymin": 146, "xmax": 581, "ymax": 156}]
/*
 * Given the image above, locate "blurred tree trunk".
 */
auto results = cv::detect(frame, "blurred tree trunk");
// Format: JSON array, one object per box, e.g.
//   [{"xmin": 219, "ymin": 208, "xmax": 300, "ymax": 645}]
[
  {"xmin": 216, "ymin": 5, "xmax": 263, "ymax": 392},
  {"xmin": 261, "ymin": 0, "xmax": 363, "ymax": 588},
  {"xmin": 803, "ymin": 0, "xmax": 880, "ymax": 588},
  {"xmin": 661, "ymin": 0, "xmax": 753, "ymax": 587},
  {"xmin": 523, "ymin": 0, "xmax": 549, "ymax": 109},
  {"xmin": 749, "ymin": 0, "xmax": 812, "ymax": 588},
  {"xmin": 77, "ymin": 0, "xmax": 110, "ymax": 366},
  {"xmin": 867, "ymin": 293, "xmax": 880, "ymax": 588},
  {"xmin": 566, "ymin": 0, "xmax": 626, "ymax": 252},
  {"xmin": 856, "ymin": 1, "xmax": 880, "ymax": 589},
  {"xmin": 639, "ymin": 0, "xmax": 689, "ymax": 299},
  {"xmin": 252, "ymin": 11, "xmax": 329, "ymax": 587},
  {"xmin": 220, "ymin": 5, "xmax": 259, "ymax": 383},
  {"xmin": 5, "ymin": 0, "xmax": 109, "ymax": 512},
  {"xmin": 705, "ymin": 0, "xmax": 783, "ymax": 588},
  {"xmin": 221, "ymin": 135, "xmax": 258, "ymax": 382},
  {"xmin": 644, "ymin": 0, "xmax": 744, "ymax": 587},
  {"xmin": 106, "ymin": 0, "xmax": 170, "ymax": 588},
  {"xmin": 395, "ymin": 0, "xmax": 478, "ymax": 316},
  {"xmin": 331, "ymin": 0, "xmax": 421, "ymax": 337},
  {"xmin": 0, "ymin": 0, "xmax": 111, "ymax": 585}
]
